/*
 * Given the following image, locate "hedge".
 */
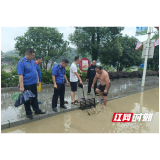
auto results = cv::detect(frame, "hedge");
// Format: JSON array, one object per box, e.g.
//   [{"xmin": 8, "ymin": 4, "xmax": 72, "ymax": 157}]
[{"xmin": 1, "ymin": 68, "xmax": 158, "ymax": 88}]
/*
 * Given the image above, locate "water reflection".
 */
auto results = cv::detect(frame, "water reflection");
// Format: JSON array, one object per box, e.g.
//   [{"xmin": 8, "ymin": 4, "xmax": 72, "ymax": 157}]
[{"xmin": 64, "ymin": 114, "xmax": 71, "ymax": 131}]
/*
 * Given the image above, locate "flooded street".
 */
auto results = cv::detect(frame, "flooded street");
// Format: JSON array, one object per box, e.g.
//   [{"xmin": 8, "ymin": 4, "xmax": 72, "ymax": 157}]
[{"xmin": 2, "ymin": 88, "xmax": 159, "ymax": 133}]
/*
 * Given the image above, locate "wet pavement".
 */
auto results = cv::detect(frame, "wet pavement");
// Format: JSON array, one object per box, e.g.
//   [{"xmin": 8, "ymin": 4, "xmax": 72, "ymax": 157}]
[
  {"xmin": 1, "ymin": 76, "xmax": 159, "ymax": 130},
  {"xmin": 1, "ymin": 88, "xmax": 159, "ymax": 133}
]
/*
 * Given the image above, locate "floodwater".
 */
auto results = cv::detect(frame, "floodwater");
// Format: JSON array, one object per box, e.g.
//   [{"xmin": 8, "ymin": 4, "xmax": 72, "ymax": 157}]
[{"xmin": 1, "ymin": 88, "xmax": 159, "ymax": 133}]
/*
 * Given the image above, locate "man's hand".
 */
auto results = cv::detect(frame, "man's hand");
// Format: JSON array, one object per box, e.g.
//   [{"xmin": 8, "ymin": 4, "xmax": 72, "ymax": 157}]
[
  {"xmin": 104, "ymin": 89, "xmax": 107, "ymax": 94},
  {"xmin": 54, "ymin": 84, "xmax": 57, "ymax": 89},
  {"xmin": 20, "ymin": 86, "xmax": 24, "ymax": 92},
  {"xmin": 37, "ymin": 81, "xmax": 40, "ymax": 86},
  {"xmin": 91, "ymin": 84, "xmax": 94, "ymax": 88},
  {"xmin": 80, "ymin": 80, "xmax": 83, "ymax": 85},
  {"xmin": 67, "ymin": 81, "xmax": 70, "ymax": 85},
  {"xmin": 86, "ymin": 79, "xmax": 89, "ymax": 82}
]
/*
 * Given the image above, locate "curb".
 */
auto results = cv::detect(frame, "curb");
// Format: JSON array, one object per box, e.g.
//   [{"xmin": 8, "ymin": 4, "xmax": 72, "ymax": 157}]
[
  {"xmin": 1, "ymin": 106, "xmax": 81, "ymax": 130},
  {"xmin": 1, "ymin": 82, "xmax": 88, "ymax": 92}
]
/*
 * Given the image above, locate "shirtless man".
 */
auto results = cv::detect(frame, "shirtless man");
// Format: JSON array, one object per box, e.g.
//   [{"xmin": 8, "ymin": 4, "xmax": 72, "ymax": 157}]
[{"xmin": 92, "ymin": 66, "xmax": 111, "ymax": 108}]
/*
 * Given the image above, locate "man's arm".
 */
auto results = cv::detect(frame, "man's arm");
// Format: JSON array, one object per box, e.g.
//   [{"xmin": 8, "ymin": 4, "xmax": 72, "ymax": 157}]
[
  {"xmin": 19, "ymin": 75, "xmax": 24, "ymax": 92},
  {"xmin": 37, "ymin": 71, "xmax": 39, "ymax": 86},
  {"xmin": 52, "ymin": 75, "xmax": 57, "ymax": 88},
  {"xmin": 104, "ymin": 73, "xmax": 110, "ymax": 93},
  {"xmin": 92, "ymin": 74, "xmax": 98, "ymax": 88},
  {"xmin": 64, "ymin": 75, "xmax": 70, "ymax": 85},
  {"xmin": 52, "ymin": 66, "xmax": 58, "ymax": 88},
  {"xmin": 17, "ymin": 62, "xmax": 24, "ymax": 92},
  {"xmin": 75, "ymin": 72, "xmax": 83, "ymax": 84}
]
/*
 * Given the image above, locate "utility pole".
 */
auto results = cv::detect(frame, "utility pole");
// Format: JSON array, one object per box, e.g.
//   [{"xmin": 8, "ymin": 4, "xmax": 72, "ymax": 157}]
[{"xmin": 141, "ymin": 27, "xmax": 151, "ymax": 87}]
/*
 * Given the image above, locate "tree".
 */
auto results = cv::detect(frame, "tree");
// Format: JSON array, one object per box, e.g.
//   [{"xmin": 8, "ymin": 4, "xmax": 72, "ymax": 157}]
[
  {"xmin": 1, "ymin": 51, "xmax": 5, "ymax": 55},
  {"xmin": 55, "ymin": 48, "xmax": 78, "ymax": 64},
  {"xmin": 148, "ymin": 31, "xmax": 159, "ymax": 71},
  {"xmin": 5, "ymin": 50, "xmax": 18, "ymax": 56},
  {"xmin": 1, "ymin": 55, "xmax": 12, "ymax": 62},
  {"xmin": 68, "ymin": 27, "xmax": 124, "ymax": 61},
  {"xmin": 100, "ymin": 35, "xmax": 142, "ymax": 71},
  {"xmin": 9, "ymin": 55, "xmax": 20, "ymax": 65},
  {"xmin": 15, "ymin": 27, "xmax": 70, "ymax": 70},
  {"xmin": 99, "ymin": 36, "xmax": 123, "ymax": 68}
]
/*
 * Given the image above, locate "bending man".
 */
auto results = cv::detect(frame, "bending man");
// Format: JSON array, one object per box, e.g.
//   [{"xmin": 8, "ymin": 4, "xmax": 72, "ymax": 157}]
[{"xmin": 92, "ymin": 66, "xmax": 111, "ymax": 109}]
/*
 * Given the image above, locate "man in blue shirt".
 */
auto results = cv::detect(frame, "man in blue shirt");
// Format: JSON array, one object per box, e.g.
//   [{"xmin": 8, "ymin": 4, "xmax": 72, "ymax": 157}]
[
  {"xmin": 35, "ymin": 56, "xmax": 43, "ymax": 104},
  {"xmin": 52, "ymin": 59, "xmax": 70, "ymax": 112},
  {"xmin": 16, "ymin": 48, "xmax": 46, "ymax": 119}
]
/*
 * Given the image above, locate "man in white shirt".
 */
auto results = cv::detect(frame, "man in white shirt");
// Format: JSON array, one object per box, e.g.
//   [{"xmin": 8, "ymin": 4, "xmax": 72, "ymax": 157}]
[{"xmin": 70, "ymin": 56, "xmax": 83, "ymax": 105}]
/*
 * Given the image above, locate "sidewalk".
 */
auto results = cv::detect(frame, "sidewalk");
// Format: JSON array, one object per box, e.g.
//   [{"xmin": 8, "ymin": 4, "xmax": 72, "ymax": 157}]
[{"xmin": 1, "ymin": 76, "xmax": 159, "ymax": 129}]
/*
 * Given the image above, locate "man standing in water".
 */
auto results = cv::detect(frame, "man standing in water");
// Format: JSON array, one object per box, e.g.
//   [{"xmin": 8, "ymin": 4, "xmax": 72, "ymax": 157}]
[{"xmin": 92, "ymin": 66, "xmax": 111, "ymax": 109}]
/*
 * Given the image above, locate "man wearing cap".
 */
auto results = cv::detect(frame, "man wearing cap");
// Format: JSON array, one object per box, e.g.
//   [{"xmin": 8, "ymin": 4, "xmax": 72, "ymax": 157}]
[
  {"xmin": 52, "ymin": 59, "xmax": 70, "ymax": 112},
  {"xmin": 16, "ymin": 48, "xmax": 46, "ymax": 119}
]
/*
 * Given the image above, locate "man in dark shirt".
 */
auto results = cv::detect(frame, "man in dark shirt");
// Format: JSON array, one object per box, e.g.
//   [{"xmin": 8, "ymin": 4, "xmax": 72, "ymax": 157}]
[{"xmin": 86, "ymin": 60, "xmax": 98, "ymax": 96}]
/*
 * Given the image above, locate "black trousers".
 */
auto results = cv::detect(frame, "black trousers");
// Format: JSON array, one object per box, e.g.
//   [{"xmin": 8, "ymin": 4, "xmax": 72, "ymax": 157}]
[
  {"xmin": 87, "ymin": 78, "xmax": 97, "ymax": 95},
  {"xmin": 24, "ymin": 84, "xmax": 41, "ymax": 115},
  {"xmin": 52, "ymin": 83, "xmax": 65, "ymax": 108}
]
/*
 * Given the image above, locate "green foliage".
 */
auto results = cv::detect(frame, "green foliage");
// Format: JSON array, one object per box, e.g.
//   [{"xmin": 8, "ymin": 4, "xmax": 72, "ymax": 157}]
[
  {"xmin": 138, "ymin": 67, "xmax": 151, "ymax": 72},
  {"xmin": 148, "ymin": 31, "xmax": 159, "ymax": 71},
  {"xmin": 81, "ymin": 72, "xmax": 87, "ymax": 81},
  {"xmin": 10, "ymin": 68, "xmax": 19, "ymax": 86},
  {"xmin": 138, "ymin": 67, "xmax": 144, "ymax": 72},
  {"xmin": 65, "ymin": 69, "xmax": 70, "ymax": 82},
  {"xmin": 1, "ymin": 67, "xmax": 87, "ymax": 87},
  {"xmin": 125, "ymin": 68, "xmax": 132, "ymax": 72},
  {"xmin": 41, "ymin": 69, "xmax": 53, "ymax": 84},
  {"xmin": 1, "ymin": 69, "xmax": 12, "ymax": 87},
  {"xmin": 54, "ymin": 48, "xmax": 93, "ymax": 65},
  {"xmin": 101, "ymin": 65, "xmax": 115, "ymax": 72},
  {"xmin": 1, "ymin": 51, "xmax": 5, "ymax": 54},
  {"xmin": 9, "ymin": 55, "xmax": 20, "ymax": 65},
  {"xmin": 5, "ymin": 50, "xmax": 18, "ymax": 56},
  {"xmin": 1, "ymin": 55, "xmax": 13, "ymax": 62},
  {"xmin": 15, "ymin": 27, "xmax": 70, "ymax": 70},
  {"xmin": 111, "ymin": 35, "xmax": 142, "ymax": 71},
  {"xmin": 125, "ymin": 67, "xmax": 135, "ymax": 72},
  {"xmin": 55, "ymin": 48, "xmax": 77, "ymax": 65},
  {"xmin": 1, "ymin": 54, "xmax": 20, "ymax": 65},
  {"xmin": 151, "ymin": 30, "xmax": 159, "ymax": 40},
  {"xmin": 69, "ymin": 27, "xmax": 124, "ymax": 61},
  {"xmin": 10, "ymin": 68, "xmax": 18, "ymax": 75}
]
